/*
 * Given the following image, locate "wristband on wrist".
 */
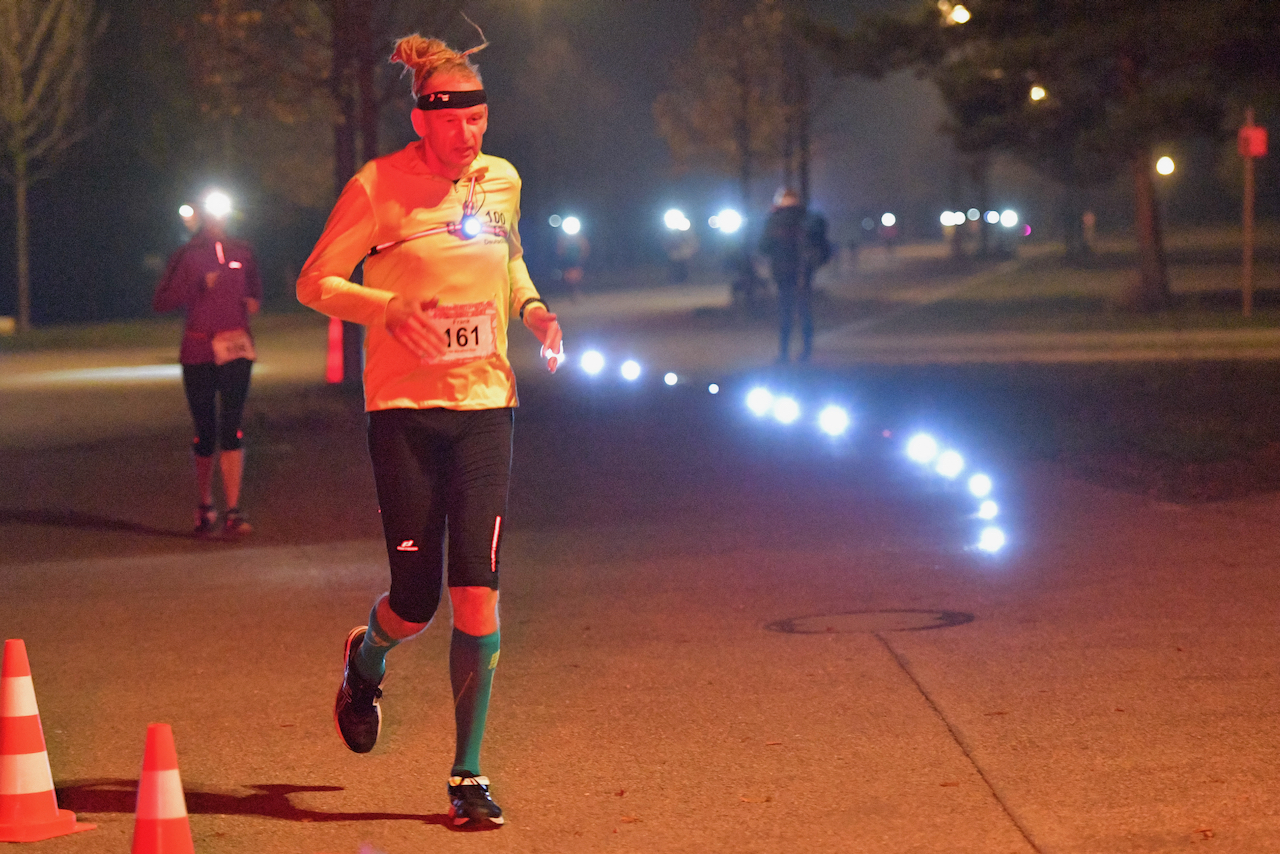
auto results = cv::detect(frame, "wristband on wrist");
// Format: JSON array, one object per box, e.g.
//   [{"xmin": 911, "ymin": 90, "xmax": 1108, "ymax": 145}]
[{"xmin": 519, "ymin": 297, "xmax": 548, "ymax": 321}]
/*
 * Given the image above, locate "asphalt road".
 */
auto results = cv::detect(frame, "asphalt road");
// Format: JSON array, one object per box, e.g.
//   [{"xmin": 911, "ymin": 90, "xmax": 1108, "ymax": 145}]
[{"xmin": 4, "ymin": 287, "xmax": 1280, "ymax": 853}]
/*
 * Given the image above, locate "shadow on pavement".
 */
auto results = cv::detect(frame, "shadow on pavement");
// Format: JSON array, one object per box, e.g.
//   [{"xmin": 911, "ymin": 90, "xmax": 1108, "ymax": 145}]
[
  {"xmin": 56, "ymin": 779, "xmax": 451, "ymax": 826},
  {"xmin": 0, "ymin": 508, "xmax": 194, "ymax": 540}
]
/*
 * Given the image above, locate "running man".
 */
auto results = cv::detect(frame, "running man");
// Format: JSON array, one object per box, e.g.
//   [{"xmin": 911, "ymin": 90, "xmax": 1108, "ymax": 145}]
[{"xmin": 296, "ymin": 33, "xmax": 562, "ymax": 828}]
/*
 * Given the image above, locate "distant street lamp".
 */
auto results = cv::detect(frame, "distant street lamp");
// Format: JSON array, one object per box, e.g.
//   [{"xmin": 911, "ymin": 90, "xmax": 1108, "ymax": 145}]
[
  {"xmin": 1155, "ymin": 156, "xmax": 1175, "ymax": 176},
  {"xmin": 1029, "ymin": 86, "xmax": 1047, "ymax": 102},
  {"xmin": 938, "ymin": 1, "xmax": 970, "ymax": 24}
]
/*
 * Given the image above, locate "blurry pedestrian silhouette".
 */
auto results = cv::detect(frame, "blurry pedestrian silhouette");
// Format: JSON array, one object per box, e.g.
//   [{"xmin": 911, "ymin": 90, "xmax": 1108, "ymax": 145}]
[
  {"xmin": 759, "ymin": 188, "xmax": 832, "ymax": 362},
  {"xmin": 554, "ymin": 228, "xmax": 589, "ymax": 300},
  {"xmin": 663, "ymin": 228, "xmax": 698, "ymax": 284}
]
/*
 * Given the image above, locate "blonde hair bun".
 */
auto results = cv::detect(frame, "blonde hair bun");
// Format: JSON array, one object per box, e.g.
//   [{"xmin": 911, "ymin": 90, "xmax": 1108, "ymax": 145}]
[{"xmin": 390, "ymin": 33, "xmax": 483, "ymax": 95}]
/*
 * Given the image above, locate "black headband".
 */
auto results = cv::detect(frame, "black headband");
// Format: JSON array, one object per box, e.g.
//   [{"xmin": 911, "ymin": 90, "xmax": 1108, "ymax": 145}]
[{"xmin": 416, "ymin": 90, "xmax": 487, "ymax": 110}]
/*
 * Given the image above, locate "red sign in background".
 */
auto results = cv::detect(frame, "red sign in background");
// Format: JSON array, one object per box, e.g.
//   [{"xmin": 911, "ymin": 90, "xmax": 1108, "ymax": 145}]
[{"xmin": 1239, "ymin": 125, "xmax": 1268, "ymax": 158}]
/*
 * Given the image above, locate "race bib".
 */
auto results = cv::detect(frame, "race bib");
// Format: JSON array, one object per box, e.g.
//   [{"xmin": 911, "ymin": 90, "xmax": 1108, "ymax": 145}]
[
  {"xmin": 211, "ymin": 328, "xmax": 256, "ymax": 364},
  {"xmin": 426, "ymin": 300, "xmax": 498, "ymax": 364}
]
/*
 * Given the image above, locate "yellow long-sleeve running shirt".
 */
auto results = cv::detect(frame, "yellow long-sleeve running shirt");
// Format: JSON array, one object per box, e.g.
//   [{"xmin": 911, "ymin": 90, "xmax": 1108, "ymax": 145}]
[{"xmin": 298, "ymin": 143, "xmax": 543, "ymax": 412}]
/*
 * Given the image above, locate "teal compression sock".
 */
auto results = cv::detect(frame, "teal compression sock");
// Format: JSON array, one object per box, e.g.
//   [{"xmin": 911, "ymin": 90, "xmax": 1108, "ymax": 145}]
[
  {"xmin": 355, "ymin": 598, "xmax": 417, "ymax": 683},
  {"xmin": 450, "ymin": 627, "xmax": 501, "ymax": 776}
]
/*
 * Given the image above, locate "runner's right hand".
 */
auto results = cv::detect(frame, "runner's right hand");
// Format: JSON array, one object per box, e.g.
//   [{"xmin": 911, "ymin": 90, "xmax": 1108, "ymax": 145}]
[{"xmin": 386, "ymin": 295, "xmax": 447, "ymax": 363}]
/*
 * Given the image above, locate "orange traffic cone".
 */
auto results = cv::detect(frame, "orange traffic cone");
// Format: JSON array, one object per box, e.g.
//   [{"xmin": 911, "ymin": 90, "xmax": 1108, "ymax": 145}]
[
  {"xmin": 0, "ymin": 638, "xmax": 95, "ymax": 841},
  {"xmin": 131, "ymin": 723, "xmax": 194, "ymax": 854}
]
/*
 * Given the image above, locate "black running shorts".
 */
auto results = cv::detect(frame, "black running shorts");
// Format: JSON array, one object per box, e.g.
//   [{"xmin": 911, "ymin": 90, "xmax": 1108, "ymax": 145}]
[
  {"xmin": 182, "ymin": 359, "xmax": 253, "ymax": 456},
  {"xmin": 367, "ymin": 407, "xmax": 513, "ymax": 624}
]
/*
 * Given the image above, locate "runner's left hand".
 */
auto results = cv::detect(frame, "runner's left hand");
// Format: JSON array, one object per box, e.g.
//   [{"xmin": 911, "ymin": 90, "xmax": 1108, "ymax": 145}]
[{"xmin": 524, "ymin": 305, "xmax": 563, "ymax": 372}]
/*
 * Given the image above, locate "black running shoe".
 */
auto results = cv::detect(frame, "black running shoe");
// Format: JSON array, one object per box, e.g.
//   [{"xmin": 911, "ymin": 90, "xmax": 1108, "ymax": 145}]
[
  {"xmin": 222, "ymin": 507, "xmax": 253, "ymax": 536},
  {"xmin": 194, "ymin": 505, "xmax": 216, "ymax": 536},
  {"xmin": 334, "ymin": 626, "xmax": 382, "ymax": 753},
  {"xmin": 448, "ymin": 775, "xmax": 504, "ymax": 827}
]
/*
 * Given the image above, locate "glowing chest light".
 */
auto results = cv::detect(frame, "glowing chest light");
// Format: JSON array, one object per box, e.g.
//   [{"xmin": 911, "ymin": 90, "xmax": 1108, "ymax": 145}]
[{"xmin": 368, "ymin": 174, "xmax": 506, "ymax": 257}]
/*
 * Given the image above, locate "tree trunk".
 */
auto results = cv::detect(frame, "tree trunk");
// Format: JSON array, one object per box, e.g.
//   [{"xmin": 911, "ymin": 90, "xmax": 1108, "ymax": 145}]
[
  {"xmin": 330, "ymin": 0, "xmax": 363, "ymax": 389},
  {"xmin": 354, "ymin": 0, "xmax": 377, "ymax": 165},
  {"xmin": 1060, "ymin": 181, "xmax": 1087, "ymax": 262},
  {"xmin": 1127, "ymin": 148, "xmax": 1170, "ymax": 309},
  {"xmin": 735, "ymin": 52, "xmax": 753, "ymax": 210},
  {"xmin": 14, "ymin": 159, "xmax": 31, "ymax": 333}
]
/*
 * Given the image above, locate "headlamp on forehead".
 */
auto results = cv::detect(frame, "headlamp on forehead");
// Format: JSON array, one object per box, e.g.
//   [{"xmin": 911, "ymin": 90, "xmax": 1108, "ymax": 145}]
[{"xmin": 416, "ymin": 90, "xmax": 487, "ymax": 111}]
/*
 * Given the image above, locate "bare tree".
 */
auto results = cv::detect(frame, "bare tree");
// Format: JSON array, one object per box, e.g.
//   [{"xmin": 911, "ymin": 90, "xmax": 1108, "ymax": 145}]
[{"xmin": 0, "ymin": 0, "xmax": 103, "ymax": 332}]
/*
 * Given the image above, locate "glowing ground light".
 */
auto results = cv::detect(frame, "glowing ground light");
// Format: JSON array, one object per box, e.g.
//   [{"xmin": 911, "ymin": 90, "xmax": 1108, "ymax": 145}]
[
  {"xmin": 620, "ymin": 360, "xmax": 642, "ymax": 381},
  {"xmin": 178, "ymin": 204, "xmax": 194, "ymax": 218},
  {"xmin": 562, "ymin": 216, "xmax": 582, "ymax": 235},
  {"xmin": 984, "ymin": 210, "xmax": 1000, "ymax": 224},
  {"xmin": 906, "ymin": 434, "xmax": 939, "ymax": 464},
  {"xmin": 977, "ymin": 500, "xmax": 999, "ymax": 520},
  {"xmin": 881, "ymin": 212, "xmax": 896, "ymax": 228},
  {"xmin": 580, "ymin": 350, "xmax": 605, "ymax": 375},
  {"xmin": 1000, "ymin": 210, "xmax": 1018, "ymax": 228},
  {"xmin": 968, "ymin": 473, "xmax": 993, "ymax": 498},
  {"xmin": 977, "ymin": 527, "xmax": 1007, "ymax": 553},
  {"xmin": 773, "ymin": 397, "xmax": 801, "ymax": 424},
  {"xmin": 708, "ymin": 383, "xmax": 720, "ymax": 395},
  {"xmin": 746, "ymin": 387, "xmax": 774, "ymax": 416},
  {"xmin": 936, "ymin": 450, "xmax": 965, "ymax": 478},
  {"xmin": 817, "ymin": 405, "xmax": 851, "ymax": 437},
  {"xmin": 664, "ymin": 372, "xmax": 678, "ymax": 386}
]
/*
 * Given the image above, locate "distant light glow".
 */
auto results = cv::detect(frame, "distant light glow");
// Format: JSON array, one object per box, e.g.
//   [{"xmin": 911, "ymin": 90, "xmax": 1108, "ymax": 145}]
[
  {"xmin": 746, "ymin": 387, "xmax": 774, "ymax": 417},
  {"xmin": 708, "ymin": 383, "xmax": 720, "ymax": 395},
  {"xmin": 664, "ymin": 372, "xmax": 678, "ymax": 386},
  {"xmin": 664, "ymin": 208, "xmax": 691, "ymax": 231},
  {"xmin": 178, "ymin": 204, "xmax": 194, "ymax": 219},
  {"xmin": 1156, "ymin": 156, "xmax": 1175, "ymax": 176},
  {"xmin": 620, "ymin": 360, "xmax": 642, "ymax": 381},
  {"xmin": 862, "ymin": 217, "xmax": 875, "ymax": 230},
  {"xmin": 880, "ymin": 212, "xmax": 896, "ymax": 228},
  {"xmin": 711, "ymin": 208, "xmax": 743, "ymax": 234},
  {"xmin": 984, "ymin": 210, "xmax": 1000, "ymax": 224},
  {"xmin": 580, "ymin": 350, "xmax": 605, "ymax": 375},
  {"xmin": 936, "ymin": 450, "xmax": 965, "ymax": 478},
  {"xmin": 949, "ymin": 3, "xmax": 970, "ymax": 23},
  {"xmin": 561, "ymin": 216, "xmax": 582, "ymax": 235},
  {"xmin": 204, "ymin": 191, "xmax": 232, "ymax": 219},
  {"xmin": 818, "ymin": 405, "xmax": 851, "ymax": 437},
  {"xmin": 968, "ymin": 473, "xmax": 993, "ymax": 497},
  {"xmin": 548, "ymin": 214, "xmax": 563, "ymax": 228},
  {"xmin": 773, "ymin": 397, "xmax": 801, "ymax": 424},
  {"xmin": 1000, "ymin": 210, "xmax": 1019, "ymax": 228},
  {"xmin": 1023, "ymin": 225, "xmax": 1032, "ymax": 237},
  {"xmin": 966, "ymin": 208, "xmax": 980, "ymax": 221},
  {"xmin": 977, "ymin": 500, "xmax": 999, "ymax": 520},
  {"xmin": 940, "ymin": 211, "xmax": 959, "ymax": 227},
  {"xmin": 906, "ymin": 433, "xmax": 940, "ymax": 464},
  {"xmin": 1029, "ymin": 85, "xmax": 1047, "ymax": 101},
  {"xmin": 977, "ymin": 527, "xmax": 1007, "ymax": 553}
]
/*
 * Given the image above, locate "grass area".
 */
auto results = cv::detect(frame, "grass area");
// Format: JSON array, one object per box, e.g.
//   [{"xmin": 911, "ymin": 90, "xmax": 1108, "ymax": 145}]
[
  {"xmin": 0, "ymin": 311, "xmax": 323, "ymax": 353},
  {"xmin": 859, "ymin": 224, "xmax": 1280, "ymax": 335}
]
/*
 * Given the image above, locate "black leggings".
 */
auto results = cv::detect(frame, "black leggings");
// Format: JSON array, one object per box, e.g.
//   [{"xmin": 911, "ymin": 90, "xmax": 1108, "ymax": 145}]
[
  {"xmin": 182, "ymin": 359, "xmax": 253, "ymax": 457},
  {"xmin": 367, "ymin": 408, "xmax": 513, "ymax": 624}
]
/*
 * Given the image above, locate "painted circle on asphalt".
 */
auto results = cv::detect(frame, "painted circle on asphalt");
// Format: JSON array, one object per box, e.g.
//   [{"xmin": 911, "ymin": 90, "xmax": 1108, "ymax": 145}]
[{"xmin": 766, "ymin": 609, "xmax": 975, "ymax": 634}]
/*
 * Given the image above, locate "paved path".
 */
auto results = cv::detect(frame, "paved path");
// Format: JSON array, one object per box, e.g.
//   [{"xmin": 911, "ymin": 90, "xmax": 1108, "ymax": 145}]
[{"xmin": 3, "ymin": 286, "xmax": 1280, "ymax": 852}]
